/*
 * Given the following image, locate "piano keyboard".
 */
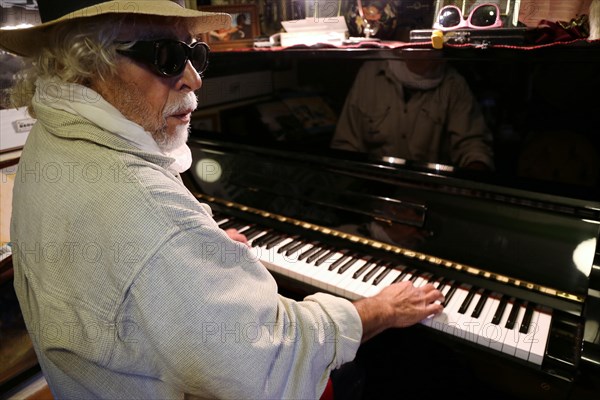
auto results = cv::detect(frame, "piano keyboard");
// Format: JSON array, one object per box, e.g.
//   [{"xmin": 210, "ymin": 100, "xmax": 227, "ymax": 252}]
[{"xmin": 216, "ymin": 215, "xmax": 552, "ymax": 367}]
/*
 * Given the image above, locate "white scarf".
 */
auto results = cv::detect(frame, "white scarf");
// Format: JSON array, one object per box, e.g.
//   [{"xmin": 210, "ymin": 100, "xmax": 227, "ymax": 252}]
[
  {"xmin": 387, "ymin": 60, "xmax": 445, "ymax": 90},
  {"xmin": 33, "ymin": 77, "xmax": 192, "ymax": 173}
]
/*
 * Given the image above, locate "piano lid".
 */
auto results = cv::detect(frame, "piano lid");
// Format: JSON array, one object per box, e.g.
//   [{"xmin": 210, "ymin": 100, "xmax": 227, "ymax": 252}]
[{"xmin": 185, "ymin": 136, "xmax": 600, "ymax": 301}]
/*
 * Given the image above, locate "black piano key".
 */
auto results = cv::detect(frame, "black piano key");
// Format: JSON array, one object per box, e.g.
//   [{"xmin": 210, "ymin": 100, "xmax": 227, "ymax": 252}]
[
  {"xmin": 219, "ymin": 219, "xmax": 240, "ymax": 230},
  {"xmin": 422, "ymin": 272, "xmax": 434, "ymax": 283},
  {"xmin": 244, "ymin": 228, "xmax": 265, "ymax": 241},
  {"xmin": 458, "ymin": 286, "xmax": 477, "ymax": 314},
  {"xmin": 442, "ymin": 282, "xmax": 457, "ymax": 308},
  {"xmin": 284, "ymin": 240, "xmax": 306, "ymax": 256},
  {"xmin": 336, "ymin": 256, "xmax": 359, "ymax": 273},
  {"xmin": 519, "ymin": 302, "xmax": 535, "ymax": 334},
  {"xmin": 505, "ymin": 299, "xmax": 522, "ymax": 330},
  {"xmin": 435, "ymin": 277, "xmax": 447, "ymax": 292},
  {"xmin": 328, "ymin": 254, "xmax": 350, "ymax": 271},
  {"xmin": 277, "ymin": 237, "xmax": 301, "ymax": 253},
  {"xmin": 491, "ymin": 295, "xmax": 509, "ymax": 325},
  {"xmin": 362, "ymin": 264, "xmax": 383, "ymax": 282},
  {"xmin": 352, "ymin": 260, "xmax": 373, "ymax": 280},
  {"xmin": 391, "ymin": 267, "xmax": 409, "ymax": 284},
  {"xmin": 252, "ymin": 231, "xmax": 276, "ymax": 247},
  {"xmin": 372, "ymin": 266, "xmax": 391, "ymax": 285},
  {"xmin": 307, "ymin": 247, "xmax": 331, "ymax": 264},
  {"xmin": 298, "ymin": 244, "xmax": 321, "ymax": 261},
  {"xmin": 265, "ymin": 234, "xmax": 288, "ymax": 250},
  {"xmin": 255, "ymin": 232, "xmax": 278, "ymax": 247},
  {"xmin": 408, "ymin": 269, "xmax": 420, "ymax": 283},
  {"xmin": 314, "ymin": 250, "xmax": 335, "ymax": 266},
  {"xmin": 471, "ymin": 289, "xmax": 490, "ymax": 318}
]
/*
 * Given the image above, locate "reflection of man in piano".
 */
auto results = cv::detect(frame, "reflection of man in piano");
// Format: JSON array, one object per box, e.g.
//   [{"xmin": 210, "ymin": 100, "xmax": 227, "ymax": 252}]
[
  {"xmin": 331, "ymin": 58, "xmax": 495, "ymax": 171},
  {"xmin": 3, "ymin": 1, "xmax": 444, "ymax": 399}
]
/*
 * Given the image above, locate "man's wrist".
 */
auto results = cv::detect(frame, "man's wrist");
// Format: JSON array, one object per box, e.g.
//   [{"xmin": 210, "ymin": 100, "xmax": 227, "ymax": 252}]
[{"xmin": 353, "ymin": 296, "xmax": 392, "ymax": 343}]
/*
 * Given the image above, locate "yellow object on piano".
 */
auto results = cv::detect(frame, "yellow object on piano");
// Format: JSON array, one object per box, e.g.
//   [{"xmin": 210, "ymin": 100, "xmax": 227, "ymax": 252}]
[{"xmin": 431, "ymin": 30, "xmax": 444, "ymax": 49}]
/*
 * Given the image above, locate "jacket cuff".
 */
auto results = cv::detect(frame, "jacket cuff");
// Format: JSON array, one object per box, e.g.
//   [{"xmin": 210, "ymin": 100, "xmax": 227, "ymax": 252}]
[{"xmin": 305, "ymin": 292, "xmax": 362, "ymax": 367}]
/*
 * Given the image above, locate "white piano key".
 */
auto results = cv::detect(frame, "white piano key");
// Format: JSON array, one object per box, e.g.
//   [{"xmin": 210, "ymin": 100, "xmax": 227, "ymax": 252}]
[
  {"xmin": 234, "ymin": 224, "xmax": 253, "ymax": 233},
  {"xmin": 334, "ymin": 259, "xmax": 372, "ymax": 300},
  {"xmin": 527, "ymin": 307, "xmax": 552, "ymax": 366},
  {"xmin": 441, "ymin": 286, "xmax": 470, "ymax": 336},
  {"xmin": 453, "ymin": 290, "xmax": 484, "ymax": 342},
  {"xmin": 214, "ymin": 216, "xmax": 230, "ymax": 225},
  {"xmin": 310, "ymin": 252, "xmax": 351, "ymax": 293},
  {"xmin": 514, "ymin": 303, "xmax": 535, "ymax": 361},
  {"xmin": 428, "ymin": 284, "xmax": 468, "ymax": 333},
  {"xmin": 476, "ymin": 294, "xmax": 503, "ymax": 347},
  {"xmin": 254, "ymin": 237, "xmax": 294, "ymax": 275},
  {"xmin": 327, "ymin": 263, "xmax": 361, "ymax": 296},
  {"xmin": 337, "ymin": 259, "xmax": 374, "ymax": 300}
]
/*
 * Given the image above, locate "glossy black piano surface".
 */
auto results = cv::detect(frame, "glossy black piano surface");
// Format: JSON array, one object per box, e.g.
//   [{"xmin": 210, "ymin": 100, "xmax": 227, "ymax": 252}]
[{"xmin": 182, "ymin": 134, "xmax": 600, "ymax": 400}]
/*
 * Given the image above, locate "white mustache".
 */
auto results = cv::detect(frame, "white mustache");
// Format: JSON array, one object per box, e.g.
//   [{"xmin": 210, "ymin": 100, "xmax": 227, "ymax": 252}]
[{"xmin": 164, "ymin": 93, "xmax": 198, "ymax": 117}]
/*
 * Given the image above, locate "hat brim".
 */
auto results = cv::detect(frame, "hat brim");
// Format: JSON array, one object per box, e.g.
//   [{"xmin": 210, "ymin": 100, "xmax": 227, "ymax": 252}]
[{"xmin": 0, "ymin": 1, "xmax": 232, "ymax": 57}]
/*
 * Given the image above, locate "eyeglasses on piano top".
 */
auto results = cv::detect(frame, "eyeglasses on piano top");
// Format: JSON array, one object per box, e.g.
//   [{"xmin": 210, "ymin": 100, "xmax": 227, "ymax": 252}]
[{"xmin": 434, "ymin": 3, "xmax": 503, "ymax": 31}]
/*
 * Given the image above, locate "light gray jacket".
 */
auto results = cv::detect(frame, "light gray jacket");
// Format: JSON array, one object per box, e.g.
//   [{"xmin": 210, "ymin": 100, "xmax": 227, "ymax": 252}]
[{"xmin": 11, "ymin": 99, "xmax": 361, "ymax": 399}]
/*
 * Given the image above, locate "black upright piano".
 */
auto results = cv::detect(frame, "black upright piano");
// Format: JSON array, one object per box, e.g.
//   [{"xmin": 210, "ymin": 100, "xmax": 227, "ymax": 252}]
[
  {"xmin": 181, "ymin": 43, "xmax": 600, "ymax": 399},
  {"xmin": 182, "ymin": 134, "xmax": 599, "ymax": 399}
]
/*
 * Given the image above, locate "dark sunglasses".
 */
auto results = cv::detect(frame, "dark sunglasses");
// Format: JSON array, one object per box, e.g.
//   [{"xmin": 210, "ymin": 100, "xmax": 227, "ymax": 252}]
[
  {"xmin": 116, "ymin": 39, "xmax": 210, "ymax": 77},
  {"xmin": 433, "ymin": 3, "xmax": 503, "ymax": 31}
]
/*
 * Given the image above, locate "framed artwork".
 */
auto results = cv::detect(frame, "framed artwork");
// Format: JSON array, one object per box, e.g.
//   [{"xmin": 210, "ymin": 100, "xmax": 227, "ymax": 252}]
[{"xmin": 198, "ymin": 4, "xmax": 260, "ymax": 50}]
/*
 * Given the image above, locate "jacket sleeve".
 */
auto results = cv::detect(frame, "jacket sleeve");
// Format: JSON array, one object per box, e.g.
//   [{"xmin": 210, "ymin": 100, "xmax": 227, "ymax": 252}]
[{"xmin": 114, "ymin": 224, "xmax": 362, "ymax": 399}]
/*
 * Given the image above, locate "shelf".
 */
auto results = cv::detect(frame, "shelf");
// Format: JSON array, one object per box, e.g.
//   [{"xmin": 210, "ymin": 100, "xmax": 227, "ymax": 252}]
[{"xmin": 208, "ymin": 38, "xmax": 600, "ymax": 62}]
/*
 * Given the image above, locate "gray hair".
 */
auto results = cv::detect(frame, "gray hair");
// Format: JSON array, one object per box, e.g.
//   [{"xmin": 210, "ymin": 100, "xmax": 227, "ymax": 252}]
[{"xmin": 8, "ymin": 15, "xmax": 127, "ymax": 116}]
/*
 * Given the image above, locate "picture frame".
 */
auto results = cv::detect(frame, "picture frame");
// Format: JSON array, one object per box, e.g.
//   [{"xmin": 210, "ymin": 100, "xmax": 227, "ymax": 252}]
[{"xmin": 198, "ymin": 4, "xmax": 260, "ymax": 50}]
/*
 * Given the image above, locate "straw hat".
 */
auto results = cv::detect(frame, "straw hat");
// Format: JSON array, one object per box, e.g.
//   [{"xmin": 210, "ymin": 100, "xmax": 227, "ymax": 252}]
[{"xmin": 0, "ymin": 0, "xmax": 231, "ymax": 57}]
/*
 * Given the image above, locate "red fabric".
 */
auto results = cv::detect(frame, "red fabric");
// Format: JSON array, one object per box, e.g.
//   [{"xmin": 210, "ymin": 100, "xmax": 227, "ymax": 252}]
[{"xmin": 319, "ymin": 378, "xmax": 334, "ymax": 400}]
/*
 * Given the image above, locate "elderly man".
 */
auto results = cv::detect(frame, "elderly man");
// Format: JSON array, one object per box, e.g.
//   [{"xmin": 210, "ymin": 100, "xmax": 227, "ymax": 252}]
[{"xmin": 1, "ymin": 1, "xmax": 443, "ymax": 398}]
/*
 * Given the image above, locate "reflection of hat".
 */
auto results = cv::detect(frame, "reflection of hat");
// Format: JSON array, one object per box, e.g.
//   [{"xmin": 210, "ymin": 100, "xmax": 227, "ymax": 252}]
[{"xmin": 0, "ymin": 0, "xmax": 231, "ymax": 57}]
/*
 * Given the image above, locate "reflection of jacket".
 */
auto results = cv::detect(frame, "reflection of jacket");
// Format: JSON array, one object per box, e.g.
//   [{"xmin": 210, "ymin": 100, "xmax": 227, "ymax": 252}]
[{"xmin": 332, "ymin": 61, "xmax": 494, "ymax": 169}]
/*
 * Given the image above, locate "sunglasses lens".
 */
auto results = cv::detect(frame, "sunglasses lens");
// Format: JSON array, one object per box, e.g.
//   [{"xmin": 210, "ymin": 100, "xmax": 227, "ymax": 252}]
[
  {"xmin": 437, "ymin": 8, "xmax": 462, "ymax": 28},
  {"xmin": 470, "ymin": 5, "xmax": 499, "ymax": 27},
  {"xmin": 190, "ymin": 43, "xmax": 209, "ymax": 74},
  {"xmin": 156, "ymin": 42, "xmax": 187, "ymax": 76},
  {"xmin": 118, "ymin": 40, "xmax": 209, "ymax": 77}
]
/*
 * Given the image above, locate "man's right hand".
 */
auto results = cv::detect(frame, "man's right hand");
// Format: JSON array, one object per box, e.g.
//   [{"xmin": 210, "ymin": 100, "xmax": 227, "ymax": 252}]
[{"xmin": 353, "ymin": 281, "xmax": 444, "ymax": 342}]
